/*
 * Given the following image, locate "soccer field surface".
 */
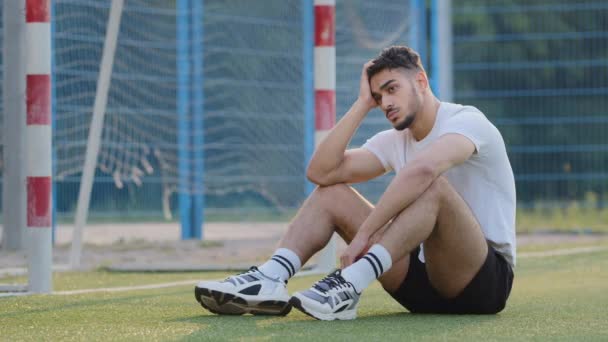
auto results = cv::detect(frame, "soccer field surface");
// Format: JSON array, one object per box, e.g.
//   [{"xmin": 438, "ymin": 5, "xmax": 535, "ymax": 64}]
[{"xmin": 1, "ymin": 247, "xmax": 607, "ymax": 341}]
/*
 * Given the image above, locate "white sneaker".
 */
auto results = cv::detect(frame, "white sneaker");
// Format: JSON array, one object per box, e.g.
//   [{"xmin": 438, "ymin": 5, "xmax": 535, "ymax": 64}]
[
  {"xmin": 290, "ymin": 270, "xmax": 360, "ymax": 321},
  {"xmin": 195, "ymin": 266, "xmax": 291, "ymax": 316}
]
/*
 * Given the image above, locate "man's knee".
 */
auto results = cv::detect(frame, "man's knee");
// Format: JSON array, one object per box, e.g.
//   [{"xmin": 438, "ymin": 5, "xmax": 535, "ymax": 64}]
[
  {"xmin": 421, "ymin": 176, "xmax": 451, "ymax": 204},
  {"xmin": 311, "ymin": 183, "xmax": 351, "ymax": 205}
]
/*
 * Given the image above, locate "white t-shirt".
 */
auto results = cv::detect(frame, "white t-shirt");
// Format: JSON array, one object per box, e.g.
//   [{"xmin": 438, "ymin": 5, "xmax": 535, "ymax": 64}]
[{"xmin": 362, "ymin": 102, "xmax": 517, "ymax": 266}]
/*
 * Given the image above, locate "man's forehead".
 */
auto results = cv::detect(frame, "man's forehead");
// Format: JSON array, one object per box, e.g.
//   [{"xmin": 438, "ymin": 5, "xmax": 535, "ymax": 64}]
[{"xmin": 371, "ymin": 69, "xmax": 409, "ymax": 89}]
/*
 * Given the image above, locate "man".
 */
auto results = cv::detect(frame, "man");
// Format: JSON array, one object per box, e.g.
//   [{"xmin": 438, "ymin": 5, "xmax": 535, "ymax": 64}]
[{"xmin": 195, "ymin": 45, "xmax": 516, "ymax": 320}]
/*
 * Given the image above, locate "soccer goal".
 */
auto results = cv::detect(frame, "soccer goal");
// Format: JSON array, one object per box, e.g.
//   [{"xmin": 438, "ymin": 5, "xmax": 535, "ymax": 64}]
[{"xmin": 2, "ymin": 0, "xmax": 449, "ymax": 291}]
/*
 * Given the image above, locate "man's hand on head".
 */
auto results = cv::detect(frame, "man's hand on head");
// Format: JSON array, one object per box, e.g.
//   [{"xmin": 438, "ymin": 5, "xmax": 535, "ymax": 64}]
[{"xmin": 357, "ymin": 61, "xmax": 378, "ymax": 112}]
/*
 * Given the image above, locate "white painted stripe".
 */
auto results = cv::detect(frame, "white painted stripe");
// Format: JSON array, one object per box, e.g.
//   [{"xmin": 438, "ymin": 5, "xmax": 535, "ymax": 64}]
[
  {"xmin": 315, "ymin": 130, "xmax": 330, "ymax": 146},
  {"xmin": 26, "ymin": 125, "xmax": 52, "ymax": 177},
  {"xmin": 54, "ymin": 280, "xmax": 199, "ymax": 295},
  {"xmin": 25, "ymin": 23, "xmax": 51, "ymax": 74},
  {"xmin": 0, "ymin": 264, "xmax": 69, "ymax": 278},
  {"xmin": 314, "ymin": 47, "xmax": 336, "ymax": 90},
  {"xmin": 314, "ymin": 0, "xmax": 335, "ymax": 5},
  {"xmin": 0, "ymin": 292, "xmax": 31, "ymax": 298},
  {"xmin": 519, "ymin": 246, "xmax": 608, "ymax": 258}
]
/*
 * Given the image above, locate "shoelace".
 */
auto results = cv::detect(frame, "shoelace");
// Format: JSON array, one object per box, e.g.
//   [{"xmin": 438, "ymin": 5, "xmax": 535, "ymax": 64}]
[
  {"xmin": 223, "ymin": 266, "xmax": 259, "ymax": 282},
  {"xmin": 313, "ymin": 270, "xmax": 349, "ymax": 293},
  {"xmin": 223, "ymin": 266, "xmax": 288, "ymax": 285}
]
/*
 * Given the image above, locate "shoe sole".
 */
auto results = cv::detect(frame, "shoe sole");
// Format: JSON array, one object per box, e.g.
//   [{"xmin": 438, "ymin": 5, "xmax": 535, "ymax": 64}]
[
  {"xmin": 289, "ymin": 296, "xmax": 356, "ymax": 321},
  {"xmin": 195, "ymin": 286, "xmax": 291, "ymax": 316}
]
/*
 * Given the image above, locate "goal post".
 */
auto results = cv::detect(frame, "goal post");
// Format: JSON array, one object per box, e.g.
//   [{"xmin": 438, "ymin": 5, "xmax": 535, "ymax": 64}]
[
  {"xmin": 304, "ymin": 0, "xmax": 338, "ymax": 274},
  {"xmin": 26, "ymin": 0, "xmax": 53, "ymax": 294},
  {"xmin": 0, "ymin": 0, "xmax": 53, "ymax": 294},
  {"xmin": 69, "ymin": 0, "xmax": 124, "ymax": 269}
]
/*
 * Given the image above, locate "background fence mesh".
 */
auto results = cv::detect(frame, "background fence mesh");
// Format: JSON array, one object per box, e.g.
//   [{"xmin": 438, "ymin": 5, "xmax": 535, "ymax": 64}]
[{"xmin": 0, "ymin": 0, "xmax": 606, "ymax": 222}]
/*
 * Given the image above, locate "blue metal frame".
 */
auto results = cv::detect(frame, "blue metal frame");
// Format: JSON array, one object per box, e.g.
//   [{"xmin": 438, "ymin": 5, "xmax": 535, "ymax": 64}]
[
  {"xmin": 51, "ymin": 0, "xmax": 57, "ymax": 244},
  {"xmin": 409, "ymin": 0, "xmax": 427, "ymax": 64},
  {"xmin": 177, "ymin": 0, "xmax": 192, "ymax": 239},
  {"xmin": 302, "ymin": 0, "xmax": 315, "ymax": 195},
  {"xmin": 191, "ymin": 0, "xmax": 205, "ymax": 239},
  {"xmin": 430, "ymin": 0, "xmax": 439, "ymax": 95}
]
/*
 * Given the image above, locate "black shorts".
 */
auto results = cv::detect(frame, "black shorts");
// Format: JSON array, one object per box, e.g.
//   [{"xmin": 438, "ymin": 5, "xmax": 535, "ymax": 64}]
[{"xmin": 389, "ymin": 242, "xmax": 514, "ymax": 314}]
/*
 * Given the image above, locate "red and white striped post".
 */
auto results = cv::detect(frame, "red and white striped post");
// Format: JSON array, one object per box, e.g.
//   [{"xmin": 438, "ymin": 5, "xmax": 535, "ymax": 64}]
[
  {"xmin": 314, "ymin": 0, "xmax": 335, "ymax": 145},
  {"xmin": 314, "ymin": 0, "xmax": 337, "ymax": 271},
  {"xmin": 25, "ymin": 0, "xmax": 52, "ymax": 293}
]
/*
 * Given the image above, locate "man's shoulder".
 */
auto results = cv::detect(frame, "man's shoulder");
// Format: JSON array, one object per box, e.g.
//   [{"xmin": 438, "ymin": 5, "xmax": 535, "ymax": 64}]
[
  {"xmin": 438, "ymin": 102, "xmax": 492, "ymax": 132},
  {"xmin": 441, "ymin": 101, "xmax": 485, "ymax": 118}
]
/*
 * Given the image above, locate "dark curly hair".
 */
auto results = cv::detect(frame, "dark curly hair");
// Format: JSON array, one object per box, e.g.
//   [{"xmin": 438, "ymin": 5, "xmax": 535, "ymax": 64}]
[{"xmin": 367, "ymin": 46, "xmax": 424, "ymax": 80}]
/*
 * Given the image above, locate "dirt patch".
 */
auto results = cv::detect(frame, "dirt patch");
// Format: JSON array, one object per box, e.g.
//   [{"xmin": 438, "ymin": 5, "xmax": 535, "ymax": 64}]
[
  {"xmin": 1, "ymin": 223, "xmax": 606, "ymax": 272},
  {"xmin": 0, "ymin": 223, "xmax": 287, "ymax": 271}
]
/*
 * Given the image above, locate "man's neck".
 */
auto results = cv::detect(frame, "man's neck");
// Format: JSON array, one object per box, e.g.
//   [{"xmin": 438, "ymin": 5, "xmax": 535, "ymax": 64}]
[{"xmin": 410, "ymin": 96, "xmax": 441, "ymax": 141}]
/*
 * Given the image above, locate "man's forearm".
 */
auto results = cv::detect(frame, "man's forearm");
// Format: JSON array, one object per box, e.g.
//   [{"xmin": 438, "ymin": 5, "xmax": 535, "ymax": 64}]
[
  {"xmin": 307, "ymin": 99, "xmax": 371, "ymax": 175},
  {"xmin": 358, "ymin": 163, "xmax": 436, "ymax": 238}
]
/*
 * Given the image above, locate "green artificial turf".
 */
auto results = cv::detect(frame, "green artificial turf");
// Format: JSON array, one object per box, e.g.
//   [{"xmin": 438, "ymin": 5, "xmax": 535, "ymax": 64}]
[{"xmin": 1, "ymin": 248, "xmax": 607, "ymax": 341}]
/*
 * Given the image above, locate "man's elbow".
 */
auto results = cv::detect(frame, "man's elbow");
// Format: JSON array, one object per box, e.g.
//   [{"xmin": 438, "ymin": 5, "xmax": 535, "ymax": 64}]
[
  {"xmin": 306, "ymin": 168, "xmax": 324, "ymax": 185},
  {"xmin": 411, "ymin": 162, "xmax": 440, "ymax": 182},
  {"xmin": 306, "ymin": 168, "xmax": 333, "ymax": 187}
]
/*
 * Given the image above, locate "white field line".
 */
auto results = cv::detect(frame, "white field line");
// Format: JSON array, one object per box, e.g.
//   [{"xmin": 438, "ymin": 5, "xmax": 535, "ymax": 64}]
[
  {"xmin": 1, "ymin": 245, "xmax": 607, "ymax": 298},
  {"xmin": 0, "ymin": 264, "xmax": 71, "ymax": 278},
  {"xmin": 53, "ymin": 279, "xmax": 199, "ymax": 296},
  {"xmin": 519, "ymin": 245, "xmax": 608, "ymax": 258},
  {"xmin": 0, "ymin": 292, "xmax": 31, "ymax": 298},
  {"xmin": 0, "ymin": 279, "xmax": 199, "ymax": 297}
]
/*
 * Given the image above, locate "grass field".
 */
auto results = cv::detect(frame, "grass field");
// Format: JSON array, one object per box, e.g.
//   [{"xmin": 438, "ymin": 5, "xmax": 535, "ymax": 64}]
[{"xmin": 1, "ymin": 244, "xmax": 607, "ymax": 341}]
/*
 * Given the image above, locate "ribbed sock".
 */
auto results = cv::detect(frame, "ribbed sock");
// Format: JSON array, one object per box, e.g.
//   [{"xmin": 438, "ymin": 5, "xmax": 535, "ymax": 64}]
[
  {"xmin": 258, "ymin": 248, "xmax": 302, "ymax": 281},
  {"xmin": 341, "ymin": 244, "xmax": 393, "ymax": 292}
]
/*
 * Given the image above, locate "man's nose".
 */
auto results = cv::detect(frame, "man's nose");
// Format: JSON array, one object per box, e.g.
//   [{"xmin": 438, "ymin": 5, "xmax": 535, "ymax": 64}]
[{"xmin": 382, "ymin": 100, "xmax": 393, "ymax": 112}]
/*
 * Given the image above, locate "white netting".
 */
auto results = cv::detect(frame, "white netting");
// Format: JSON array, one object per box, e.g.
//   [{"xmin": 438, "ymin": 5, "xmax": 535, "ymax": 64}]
[{"xmin": 51, "ymin": 0, "xmax": 413, "ymax": 218}]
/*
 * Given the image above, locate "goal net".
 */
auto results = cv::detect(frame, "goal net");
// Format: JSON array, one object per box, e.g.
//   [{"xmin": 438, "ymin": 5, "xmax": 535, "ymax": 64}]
[
  {"xmin": 1, "ymin": 0, "xmax": 415, "ymax": 276},
  {"xmin": 52, "ymin": 0, "xmax": 413, "ymax": 221}
]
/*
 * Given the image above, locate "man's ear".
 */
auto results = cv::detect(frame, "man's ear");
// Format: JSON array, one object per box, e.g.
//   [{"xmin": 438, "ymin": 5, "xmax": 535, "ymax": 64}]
[{"xmin": 415, "ymin": 71, "xmax": 429, "ymax": 91}]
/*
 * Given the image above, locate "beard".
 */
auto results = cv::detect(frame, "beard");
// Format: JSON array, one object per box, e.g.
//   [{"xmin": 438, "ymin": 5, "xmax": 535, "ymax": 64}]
[
  {"xmin": 394, "ymin": 113, "xmax": 416, "ymax": 131},
  {"xmin": 393, "ymin": 85, "xmax": 422, "ymax": 131}
]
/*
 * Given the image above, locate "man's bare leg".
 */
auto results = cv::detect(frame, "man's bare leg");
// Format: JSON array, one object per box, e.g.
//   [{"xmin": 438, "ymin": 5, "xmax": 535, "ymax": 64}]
[
  {"xmin": 287, "ymin": 177, "xmax": 489, "ymax": 320},
  {"xmin": 277, "ymin": 184, "xmax": 410, "ymax": 292},
  {"xmin": 379, "ymin": 176, "xmax": 487, "ymax": 298},
  {"xmin": 278, "ymin": 184, "xmax": 370, "ymax": 261},
  {"xmin": 278, "ymin": 176, "xmax": 486, "ymax": 298}
]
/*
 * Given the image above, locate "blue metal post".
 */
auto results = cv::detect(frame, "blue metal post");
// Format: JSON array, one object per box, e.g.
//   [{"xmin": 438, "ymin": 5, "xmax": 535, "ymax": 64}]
[
  {"xmin": 417, "ymin": 0, "xmax": 427, "ymax": 66},
  {"xmin": 430, "ymin": 0, "xmax": 453, "ymax": 101},
  {"xmin": 177, "ymin": 0, "xmax": 191, "ymax": 239},
  {"xmin": 51, "ymin": 0, "xmax": 57, "ymax": 244},
  {"xmin": 191, "ymin": 0, "xmax": 205, "ymax": 239},
  {"xmin": 430, "ymin": 0, "xmax": 439, "ymax": 95},
  {"xmin": 302, "ymin": 0, "xmax": 315, "ymax": 195},
  {"xmin": 409, "ymin": 0, "xmax": 427, "ymax": 64}
]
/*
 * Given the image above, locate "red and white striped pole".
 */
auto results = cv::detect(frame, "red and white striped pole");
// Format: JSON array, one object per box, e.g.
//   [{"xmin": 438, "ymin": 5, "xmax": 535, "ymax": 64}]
[
  {"xmin": 25, "ymin": 0, "xmax": 52, "ymax": 293},
  {"xmin": 314, "ymin": 0, "xmax": 335, "ymax": 145},
  {"xmin": 314, "ymin": 0, "xmax": 336, "ymax": 271}
]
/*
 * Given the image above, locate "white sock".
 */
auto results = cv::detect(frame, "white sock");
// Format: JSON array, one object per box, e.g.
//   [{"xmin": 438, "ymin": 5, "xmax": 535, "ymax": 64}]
[
  {"xmin": 341, "ymin": 244, "xmax": 393, "ymax": 293},
  {"xmin": 258, "ymin": 248, "xmax": 302, "ymax": 281}
]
